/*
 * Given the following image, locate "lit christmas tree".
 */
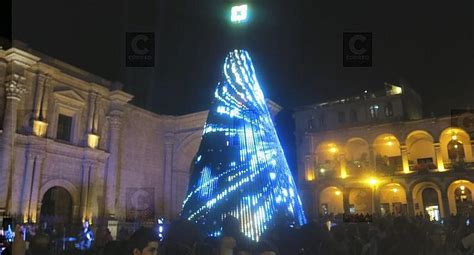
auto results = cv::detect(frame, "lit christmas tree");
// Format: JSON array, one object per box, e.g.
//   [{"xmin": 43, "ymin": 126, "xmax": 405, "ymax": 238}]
[{"xmin": 181, "ymin": 50, "xmax": 306, "ymax": 241}]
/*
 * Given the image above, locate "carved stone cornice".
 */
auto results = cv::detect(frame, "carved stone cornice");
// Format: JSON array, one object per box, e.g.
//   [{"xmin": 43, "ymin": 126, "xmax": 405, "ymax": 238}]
[{"xmin": 5, "ymin": 73, "xmax": 26, "ymax": 100}]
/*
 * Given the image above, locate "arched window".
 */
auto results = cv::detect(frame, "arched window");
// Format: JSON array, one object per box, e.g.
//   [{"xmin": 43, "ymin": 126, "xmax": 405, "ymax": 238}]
[
  {"xmin": 448, "ymin": 140, "xmax": 465, "ymax": 161},
  {"xmin": 369, "ymin": 105, "xmax": 379, "ymax": 119},
  {"xmin": 385, "ymin": 103, "xmax": 393, "ymax": 117},
  {"xmin": 455, "ymin": 186, "xmax": 473, "ymax": 215}
]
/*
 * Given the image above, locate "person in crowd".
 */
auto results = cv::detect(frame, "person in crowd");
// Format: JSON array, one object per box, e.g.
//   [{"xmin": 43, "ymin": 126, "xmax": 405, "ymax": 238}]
[
  {"xmin": 160, "ymin": 219, "xmax": 201, "ymax": 254},
  {"xmin": 126, "ymin": 227, "xmax": 159, "ymax": 255},
  {"xmin": 75, "ymin": 220, "xmax": 94, "ymax": 251},
  {"xmin": 29, "ymin": 224, "xmax": 50, "ymax": 255},
  {"xmin": 12, "ymin": 225, "xmax": 26, "ymax": 255},
  {"xmin": 422, "ymin": 224, "xmax": 461, "ymax": 255}
]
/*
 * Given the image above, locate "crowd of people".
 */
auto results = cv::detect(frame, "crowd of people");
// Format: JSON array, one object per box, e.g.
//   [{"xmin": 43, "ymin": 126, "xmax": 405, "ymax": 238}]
[{"xmin": 2, "ymin": 212, "xmax": 474, "ymax": 255}]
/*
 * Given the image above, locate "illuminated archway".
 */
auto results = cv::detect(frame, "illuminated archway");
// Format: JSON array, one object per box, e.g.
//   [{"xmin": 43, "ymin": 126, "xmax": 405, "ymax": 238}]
[
  {"xmin": 411, "ymin": 181, "xmax": 445, "ymax": 219},
  {"xmin": 440, "ymin": 128, "xmax": 473, "ymax": 163},
  {"xmin": 373, "ymin": 134, "xmax": 401, "ymax": 173},
  {"xmin": 315, "ymin": 142, "xmax": 341, "ymax": 177},
  {"xmin": 319, "ymin": 187, "xmax": 344, "ymax": 216},
  {"xmin": 379, "ymin": 183, "xmax": 407, "ymax": 216},
  {"xmin": 447, "ymin": 180, "xmax": 474, "ymax": 216},
  {"xmin": 406, "ymin": 130, "xmax": 436, "ymax": 169},
  {"xmin": 349, "ymin": 188, "xmax": 372, "ymax": 214},
  {"xmin": 345, "ymin": 138, "xmax": 370, "ymax": 175},
  {"xmin": 40, "ymin": 187, "xmax": 73, "ymax": 232}
]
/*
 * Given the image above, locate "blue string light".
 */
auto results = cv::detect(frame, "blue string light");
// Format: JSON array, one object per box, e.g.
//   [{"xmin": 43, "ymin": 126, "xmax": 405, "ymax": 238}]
[{"xmin": 181, "ymin": 50, "xmax": 306, "ymax": 241}]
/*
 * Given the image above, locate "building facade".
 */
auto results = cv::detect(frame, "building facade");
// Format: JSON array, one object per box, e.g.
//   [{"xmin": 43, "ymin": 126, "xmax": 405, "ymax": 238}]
[
  {"xmin": 0, "ymin": 43, "xmax": 211, "ymax": 236},
  {"xmin": 294, "ymin": 84, "xmax": 474, "ymax": 221}
]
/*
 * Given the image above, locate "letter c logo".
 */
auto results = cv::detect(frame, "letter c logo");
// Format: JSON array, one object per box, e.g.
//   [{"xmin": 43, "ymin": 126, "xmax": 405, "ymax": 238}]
[
  {"xmin": 349, "ymin": 35, "xmax": 367, "ymax": 55},
  {"xmin": 131, "ymin": 34, "xmax": 149, "ymax": 55}
]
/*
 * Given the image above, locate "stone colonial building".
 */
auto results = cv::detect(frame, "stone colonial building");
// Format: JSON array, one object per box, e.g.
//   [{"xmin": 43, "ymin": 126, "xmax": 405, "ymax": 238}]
[
  {"xmin": 294, "ymin": 84, "xmax": 474, "ymax": 221},
  {"xmin": 0, "ymin": 42, "xmax": 282, "ymax": 236}
]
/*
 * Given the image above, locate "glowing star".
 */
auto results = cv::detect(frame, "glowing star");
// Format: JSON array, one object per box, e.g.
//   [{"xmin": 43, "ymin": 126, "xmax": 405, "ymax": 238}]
[
  {"xmin": 231, "ymin": 4, "xmax": 248, "ymax": 23},
  {"xmin": 181, "ymin": 50, "xmax": 306, "ymax": 241}
]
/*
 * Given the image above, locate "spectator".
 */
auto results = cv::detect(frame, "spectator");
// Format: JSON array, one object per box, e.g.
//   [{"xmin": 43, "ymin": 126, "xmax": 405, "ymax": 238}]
[
  {"xmin": 126, "ymin": 227, "xmax": 159, "ymax": 255},
  {"xmin": 12, "ymin": 225, "xmax": 25, "ymax": 255}
]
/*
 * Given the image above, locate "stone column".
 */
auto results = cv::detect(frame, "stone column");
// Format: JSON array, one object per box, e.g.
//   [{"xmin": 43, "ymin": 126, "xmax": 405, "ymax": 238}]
[
  {"xmin": 339, "ymin": 153, "xmax": 347, "ymax": 178},
  {"xmin": 0, "ymin": 73, "xmax": 26, "ymax": 213},
  {"xmin": 81, "ymin": 160, "xmax": 93, "ymax": 221},
  {"xmin": 400, "ymin": 144, "xmax": 410, "ymax": 173},
  {"xmin": 86, "ymin": 91, "xmax": 98, "ymax": 134},
  {"xmin": 104, "ymin": 89, "xmax": 132, "ymax": 220},
  {"xmin": 343, "ymin": 188, "xmax": 350, "ymax": 215},
  {"xmin": 19, "ymin": 153, "xmax": 37, "ymax": 219},
  {"xmin": 373, "ymin": 186, "xmax": 381, "ymax": 216},
  {"xmin": 105, "ymin": 112, "xmax": 122, "ymax": 218},
  {"xmin": 29, "ymin": 154, "xmax": 45, "ymax": 223},
  {"xmin": 87, "ymin": 162, "xmax": 102, "ymax": 223},
  {"xmin": 304, "ymin": 154, "xmax": 315, "ymax": 181},
  {"xmin": 368, "ymin": 145, "xmax": 375, "ymax": 169},
  {"xmin": 434, "ymin": 142, "xmax": 445, "ymax": 171},
  {"xmin": 163, "ymin": 133, "xmax": 174, "ymax": 219},
  {"xmin": 406, "ymin": 192, "xmax": 415, "ymax": 216},
  {"xmin": 33, "ymin": 73, "xmax": 49, "ymax": 121},
  {"xmin": 440, "ymin": 189, "xmax": 450, "ymax": 218}
]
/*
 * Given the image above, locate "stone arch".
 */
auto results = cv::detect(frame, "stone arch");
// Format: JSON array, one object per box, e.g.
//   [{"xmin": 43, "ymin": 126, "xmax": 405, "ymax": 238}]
[
  {"xmin": 405, "ymin": 130, "xmax": 436, "ymax": 168},
  {"xmin": 173, "ymin": 131, "xmax": 203, "ymax": 172},
  {"xmin": 314, "ymin": 141, "xmax": 342, "ymax": 177},
  {"xmin": 439, "ymin": 127, "xmax": 473, "ymax": 162},
  {"xmin": 39, "ymin": 179, "xmax": 80, "ymax": 207},
  {"xmin": 171, "ymin": 131, "xmax": 203, "ymax": 217},
  {"xmin": 344, "ymin": 137, "xmax": 370, "ymax": 175},
  {"xmin": 447, "ymin": 179, "xmax": 474, "ymax": 215},
  {"xmin": 318, "ymin": 186, "xmax": 344, "ymax": 216},
  {"xmin": 379, "ymin": 183, "xmax": 408, "ymax": 216},
  {"xmin": 410, "ymin": 180, "xmax": 446, "ymax": 218},
  {"xmin": 38, "ymin": 179, "xmax": 80, "ymax": 224},
  {"xmin": 373, "ymin": 133, "xmax": 402, "ymax": 173}
]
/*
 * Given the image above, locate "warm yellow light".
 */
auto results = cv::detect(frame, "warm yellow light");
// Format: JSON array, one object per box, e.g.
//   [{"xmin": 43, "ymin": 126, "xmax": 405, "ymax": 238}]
[
  {"xmin": 87, "ymin": 134, "xmax": 100, "ymax": 149},
  {"xmin": 454, "ymin": 144, "xmax": 459, "ymax": 149},
  {"xmin": 33, "ymin": 120, "xmax": 48, "ymax": 137},
  {"xmin": 320, "ymin": 168, "xmax": 326, "ymax": 173},
  {"xmin": 392, "ymin": 188, "xmax": 398, "ymax": 193},
  {"xmin": 329, "ymin": 147, "xmax": 338, "ymax": 153},
  {"xmin": 386, "ymin": 141, "xmax": 393, "ymax": 146},
  {"xmin": 452, "ymin": 135, "xmax": 458, "ymax": 141},
  {"xmin": 368, "ymin": 178, "xmax": 378, "ymax": 186},
  {"xmin": 335, "ymin": 190, "xmax": 341, "ymax": 196},
  {"xmin": 306, "ymin": 170, "xmax": 315, "ymax": 181},
  {"xmin": 340, "ymin": 172, "xmax": 348, "ymax": 179},
  {"xmin": 460, "ymin": 185, "xmax": 465, "ymax": 191}
]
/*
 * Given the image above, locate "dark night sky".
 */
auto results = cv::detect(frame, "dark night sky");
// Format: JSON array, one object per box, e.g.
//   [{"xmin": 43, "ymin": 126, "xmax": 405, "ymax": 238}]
[{"xmin": 9, "ymin": 0, "xmax": 474, "ymax": 173}]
